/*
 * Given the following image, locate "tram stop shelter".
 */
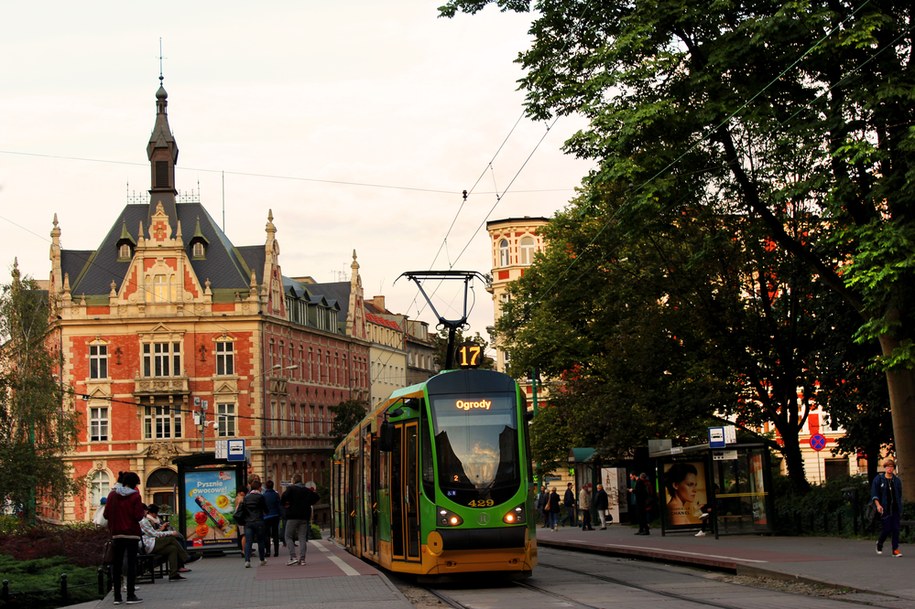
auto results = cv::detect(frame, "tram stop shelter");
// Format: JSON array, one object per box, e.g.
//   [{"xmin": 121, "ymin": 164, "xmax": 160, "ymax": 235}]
[
  {"xmin": 567, "ymin": 448, "xmax": 632, "ymax": 526},
  {"xmin": 650, "ymin": 441, "xmax": 774, "ymax": 538}
]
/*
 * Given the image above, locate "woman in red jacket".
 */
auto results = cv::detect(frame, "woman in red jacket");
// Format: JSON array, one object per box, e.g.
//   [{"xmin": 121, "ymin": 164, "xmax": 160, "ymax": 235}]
[{"xmin": 104, "ymin": 471, "xmax": 146, "ymax": 605}]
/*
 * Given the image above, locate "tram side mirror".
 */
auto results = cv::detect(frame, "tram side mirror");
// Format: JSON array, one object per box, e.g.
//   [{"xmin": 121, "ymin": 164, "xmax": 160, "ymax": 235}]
[{"xmin": 379, "ymin": 421, "xmax": 394, "ymax": 452}]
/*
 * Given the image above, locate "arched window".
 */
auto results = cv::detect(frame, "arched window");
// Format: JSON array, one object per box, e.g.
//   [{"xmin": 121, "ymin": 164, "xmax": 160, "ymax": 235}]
[
  {"xmin": 519, "ymin": 236, "xmax": 535, "ymax": 265},
  {"xmin": 498, "ymin": 239, "xmax": 510, "ymax": 266},
  {"xmin": 90, "ymin": 471, "xmax": 110, "ymax": 509}
]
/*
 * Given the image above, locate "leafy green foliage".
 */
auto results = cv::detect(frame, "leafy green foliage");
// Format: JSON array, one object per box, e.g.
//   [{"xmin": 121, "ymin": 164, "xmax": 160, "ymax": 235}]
[
  {"xmin": 0, "ymin": 523, "xmax": 109, "ymax": 608},
  {"xmin": 0, "ymin": 265, "xmax": 80, "ymax": 524},
  {"xmin": 443, "ymin": 0, "xmax": 915, "ymax": 489},
  {"xmin": 329, "ymin": 399, "xmax": 369, "ymax": 444}
]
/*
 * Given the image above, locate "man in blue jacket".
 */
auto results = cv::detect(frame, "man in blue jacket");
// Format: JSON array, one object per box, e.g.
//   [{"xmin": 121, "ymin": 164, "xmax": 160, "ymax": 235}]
[{"xmin": 871, "ymin": 458, "xmax": 903, "ymax": 557}]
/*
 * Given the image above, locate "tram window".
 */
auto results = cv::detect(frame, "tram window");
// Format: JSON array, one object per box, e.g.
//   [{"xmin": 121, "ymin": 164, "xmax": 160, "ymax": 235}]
[{"xmin": 421, "ymin": 422, "xmax": 434, "ymax": 498}]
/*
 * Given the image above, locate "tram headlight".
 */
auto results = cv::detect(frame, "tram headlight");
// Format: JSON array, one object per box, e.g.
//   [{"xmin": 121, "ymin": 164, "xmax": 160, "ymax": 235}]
[
  {"xmin": 502, "ymin": 503, "xmax": 526, "ymax": 524},
  {"xmin": 437, "ymin": 507, "xmax": 464, "ymax": 527}
]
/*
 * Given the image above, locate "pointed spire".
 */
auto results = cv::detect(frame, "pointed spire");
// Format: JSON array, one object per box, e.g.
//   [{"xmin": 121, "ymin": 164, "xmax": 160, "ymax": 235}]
[{"xmin": 147, "ymin": 70, "xmax": 179, "ymax": 236}]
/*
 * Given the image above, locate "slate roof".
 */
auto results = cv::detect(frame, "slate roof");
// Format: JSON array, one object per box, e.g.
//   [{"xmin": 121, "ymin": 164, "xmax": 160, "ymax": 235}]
[
  {"xmin": 63, "ymin": 201, "xmax": 258, "ymax": 297},
  {"xmin": 307, "ymin": 281, "xmax": 351, "ymax": 327}
]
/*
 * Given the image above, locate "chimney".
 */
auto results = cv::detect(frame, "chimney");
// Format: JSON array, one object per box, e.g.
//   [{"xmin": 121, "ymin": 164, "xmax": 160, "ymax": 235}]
[{"xmin": 372, "ymin": 295, "xmax": 385, "ymax": 311}]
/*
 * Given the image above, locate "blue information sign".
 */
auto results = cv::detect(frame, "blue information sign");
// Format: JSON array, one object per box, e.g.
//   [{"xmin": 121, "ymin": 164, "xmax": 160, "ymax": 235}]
[{"xmin": 227, "ymin": 439, "xmax": 246, "ymax": 462}]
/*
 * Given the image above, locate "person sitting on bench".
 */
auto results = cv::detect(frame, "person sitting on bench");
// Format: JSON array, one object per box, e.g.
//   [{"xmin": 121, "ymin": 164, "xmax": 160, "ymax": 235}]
[{"xmin": 139, "ymin": 504, "xmax": 198, "ymax": 581}]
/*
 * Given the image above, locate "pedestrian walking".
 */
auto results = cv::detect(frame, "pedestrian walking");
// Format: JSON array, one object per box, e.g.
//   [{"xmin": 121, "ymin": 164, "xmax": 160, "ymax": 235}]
[
  {"xmin": 241, "ymin": 480, "xmax": 268, "ymax": 568},
  {"xmin": 634, "ymin": 473, "xmax": 651, "ymax": 535},
  {"xmin": 104, "ymin": 471, "xmax": 146, "ymax": 605},
  {"xmin": 547, "ymin": 487, "xmax": 561, "ymax": 530},
  {"xmin": 281, "ymin": 475, "xmax": 319, "ymax": 565},
  {"xmin": 536, "ymin": 485, "xmax": 549, "ymax": 528},
  {"xmin": 562, "ymin": 482, "xmax": 577, "ymax": 527},
  {"xmin": 263, "ymin": 480, "xmax": 283, "ymax": 557},
  {"xmin": 579, "ymin": 484, "xmax": 594, "ymax": 531},
  {"xmin": 595, "ymin": 484, "xmax": 610, "ymax": 529},
  {"xmin": 872, "ymin": 458, "xmax": 903, "ymax": 557}
]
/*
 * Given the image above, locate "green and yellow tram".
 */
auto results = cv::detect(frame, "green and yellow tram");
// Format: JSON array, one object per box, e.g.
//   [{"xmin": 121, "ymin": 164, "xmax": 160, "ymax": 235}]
[{"xmin": 332, "ymin": 359, "xmax": 537, "ymax": 578}]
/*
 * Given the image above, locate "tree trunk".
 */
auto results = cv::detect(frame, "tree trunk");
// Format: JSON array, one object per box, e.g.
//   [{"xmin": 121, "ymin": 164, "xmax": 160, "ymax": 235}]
[
  {"xmin": 780, "ymin": 429, "xmax": 811, "ymax": 493},
  {"xmin": 880, "ymin": 333, "xmax": 915, "ymax": 501}
]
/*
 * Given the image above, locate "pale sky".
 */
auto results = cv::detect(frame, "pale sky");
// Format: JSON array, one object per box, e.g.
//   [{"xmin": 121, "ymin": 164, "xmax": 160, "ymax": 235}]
[{"xmin": 0, "ymin": 2, "xmax": 591, "ymax": 339}]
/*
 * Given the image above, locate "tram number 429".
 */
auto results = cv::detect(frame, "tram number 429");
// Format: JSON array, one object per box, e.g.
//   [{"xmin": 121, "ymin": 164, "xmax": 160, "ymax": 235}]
[
  {"xmin": 467, "ymin": 498, "xmax": 495, "ymax": 508},
  {"xmin": 457, "ymin": 344, "xmax": 482, "ymax": 368}
]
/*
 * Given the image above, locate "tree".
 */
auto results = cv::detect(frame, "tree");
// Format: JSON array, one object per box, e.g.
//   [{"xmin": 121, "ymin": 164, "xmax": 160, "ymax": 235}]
[
  {"xmin": 494, "ymin": 182, "xmax": 859, "ymax": 489},
  {"xmin": 442, "ymin": 1, "xmax": 915, "ymax": 495},
  {"xmin": 329, "ymin": 399, "xmax": 369, "ymax": 444},
  {"xmin": 0, "ymin": 262, "xmax": 80, "ymax": 523}
]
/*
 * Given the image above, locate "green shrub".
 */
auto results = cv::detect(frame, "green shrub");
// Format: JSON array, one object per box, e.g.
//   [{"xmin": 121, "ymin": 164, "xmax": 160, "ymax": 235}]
[{"xmin": 0, "ymin": 553, "xmax": 103, "ymax": 609}]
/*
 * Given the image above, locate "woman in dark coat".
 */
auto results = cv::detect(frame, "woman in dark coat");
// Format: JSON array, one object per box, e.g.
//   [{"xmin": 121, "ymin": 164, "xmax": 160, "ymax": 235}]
[{"xmin": 104, "ymin": 471, "xmax": 146, "ymax": 605}]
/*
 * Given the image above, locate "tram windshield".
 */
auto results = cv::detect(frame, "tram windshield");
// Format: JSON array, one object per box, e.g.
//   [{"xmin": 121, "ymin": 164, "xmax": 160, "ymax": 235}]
[{"xmin": 429, "ymin": 391, "xmax": 520, "ymax": 505}]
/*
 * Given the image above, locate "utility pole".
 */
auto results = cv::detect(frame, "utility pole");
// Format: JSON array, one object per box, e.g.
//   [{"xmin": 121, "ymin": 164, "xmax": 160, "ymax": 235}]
[{"xmin": 194, "ymin": 397, "xmax": 208, "ymax": 453}]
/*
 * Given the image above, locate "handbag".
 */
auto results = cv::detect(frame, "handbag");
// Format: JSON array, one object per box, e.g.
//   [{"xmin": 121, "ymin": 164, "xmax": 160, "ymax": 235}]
[
  {"xmin": 102, "ymin": 539, "xmax": 114, "ymax": 565},
  {"xmin": 233, "ymin": 502, "xmax": 247, "ymax": 526},
  {"xmin": 93, "ymin": 505, "xmax": 108, "ymax": 527}
]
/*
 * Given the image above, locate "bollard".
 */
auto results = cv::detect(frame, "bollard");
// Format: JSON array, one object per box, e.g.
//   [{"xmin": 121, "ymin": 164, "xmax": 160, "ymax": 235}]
[
  {"xmin": 60, "ymin": 573, "xmax": 69, "ymax": 603},
  {"xmin": 2, "ymin": 580, "xmax": 9, "ymax": 602}
]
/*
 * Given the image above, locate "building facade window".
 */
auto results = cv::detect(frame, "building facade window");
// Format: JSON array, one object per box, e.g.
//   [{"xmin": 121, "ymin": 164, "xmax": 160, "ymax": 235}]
[
  {"xmin": 89, "ymin": 344, "xmax": 108, "ymax": 380},
  {"xmin": 143, "ymin": 405, "xmax": 182, "ymax": 439},
  {"xmin": 142, "ymin": 342, "xmax": 182, "ymax": 377},
  {"xmin": 118, "ymin": 243, "xmax": 132, "ymax": 260},
  {"xmin": 499, "ymin": 238, "xmax": 510, "ymax": 266},
  {"xmin": 215, "ymin": 340, "xmax": 234, "ymax": 376},
  {"xmin": 519, "ymin": 236, "xmax": 535, "ymax": 265},
  {"xmin": 90, "ymin": 471, "xmax": 110, "ymax": 509},
  {"xmin": 216, "ymin": 402, "xmax": 236, "ymax": 437},
  {"xmin": 153, "ymin": 274, "xmax": 169, "ymax": 302},
  {"xmin": 192, "ymin": 242, "xmax": 205, "ymax": 258},
  {"xmin": 89, "ymin": 406, "xmax": 109, "ymax": 441}
]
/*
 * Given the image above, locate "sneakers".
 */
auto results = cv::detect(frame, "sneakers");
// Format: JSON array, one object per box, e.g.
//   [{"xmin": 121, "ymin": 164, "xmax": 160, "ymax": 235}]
[
  {"xmin": 113, "ymin": 601, "xmax": 123, "ymax": 606},
  {"xmin": 877, "ymin": 543, "xmax": 883, "ymax": 555},
  {"xmin": 125, "ymin": 598, "xmax": 143, "ymax": 605},
  {"xmin": 259, "ymin": 559, "xmax": 267, "ymax": 566},
  {"xmin": 695, "ymin": 530, "xmax": 707, "ymax": 537},
  {"xmin": 894, "ymin": 549, "xmax": 902, "ymax": 557},
  {"xmin": 244, "ymin": 561, "xmax": 251, "ymax": 568},
  {"xmin": 287, "ymin": 558, "xmax": 299, "ymax": 566},
  {"xmin": 299, "ymin": 558, "xmax": 307, "ymax": 565}
]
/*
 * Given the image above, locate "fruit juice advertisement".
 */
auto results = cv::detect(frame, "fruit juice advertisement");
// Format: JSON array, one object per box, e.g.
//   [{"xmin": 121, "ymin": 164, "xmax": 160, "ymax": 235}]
[{"xmin": 184, "ymin": 468, "xmax": 238, "ymax": 547}]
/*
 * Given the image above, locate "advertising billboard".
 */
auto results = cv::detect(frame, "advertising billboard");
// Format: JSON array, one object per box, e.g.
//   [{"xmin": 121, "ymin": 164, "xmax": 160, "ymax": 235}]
[
  {"xmin": 661, "ymin": 461, "xmax": 708, "ymax": 528},
  {"xmin": 175, "ymin": 454, "xmax": 246, "ymax": 551}
]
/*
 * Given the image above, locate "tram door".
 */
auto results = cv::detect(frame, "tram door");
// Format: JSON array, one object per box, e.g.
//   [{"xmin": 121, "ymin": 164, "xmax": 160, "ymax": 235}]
[{"xmin": 390, "ymin": 421, "xmax": 421, "ymax": 562}]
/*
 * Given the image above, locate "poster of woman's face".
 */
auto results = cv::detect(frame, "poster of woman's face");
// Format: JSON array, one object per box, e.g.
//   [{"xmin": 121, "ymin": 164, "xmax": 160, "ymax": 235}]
[{"xmin": 663, "ymin": 461, "xmax": 707, "ymax": 527}]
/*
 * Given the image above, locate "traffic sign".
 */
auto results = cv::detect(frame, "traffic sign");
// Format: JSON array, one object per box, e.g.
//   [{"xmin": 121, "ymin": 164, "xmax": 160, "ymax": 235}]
[
  {"xmin": 227, "ymin": 438, "xmax": 246, "ymax": 462},
  {"xmin": 708, "ymin": 426, "xmax": 726, "ymax": 448},
  {"xmin": 809, "ymin": 433, "xmax": 827, "ymax": 452}
]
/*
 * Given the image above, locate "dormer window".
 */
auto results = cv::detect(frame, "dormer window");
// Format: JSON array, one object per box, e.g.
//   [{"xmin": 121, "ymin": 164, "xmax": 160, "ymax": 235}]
[
  {"xmin": 118, "ymin": 243, "xmax": 133, "ymax": 260},
  {"xmin": 192, "ymin": 241, "xmax": 205, "ymax": 258}
]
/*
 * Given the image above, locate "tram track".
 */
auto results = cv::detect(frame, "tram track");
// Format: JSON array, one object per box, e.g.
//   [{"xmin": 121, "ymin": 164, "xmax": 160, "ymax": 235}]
[{"xmin": 409, "ymin": 549, "xmax": 898, "ymax": 609}]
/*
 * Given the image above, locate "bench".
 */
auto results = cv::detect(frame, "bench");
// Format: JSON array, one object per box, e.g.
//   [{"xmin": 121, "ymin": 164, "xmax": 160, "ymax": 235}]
[{"xmin": 102, "ymin": 548, "xmax": 167, "ymax": 592}]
